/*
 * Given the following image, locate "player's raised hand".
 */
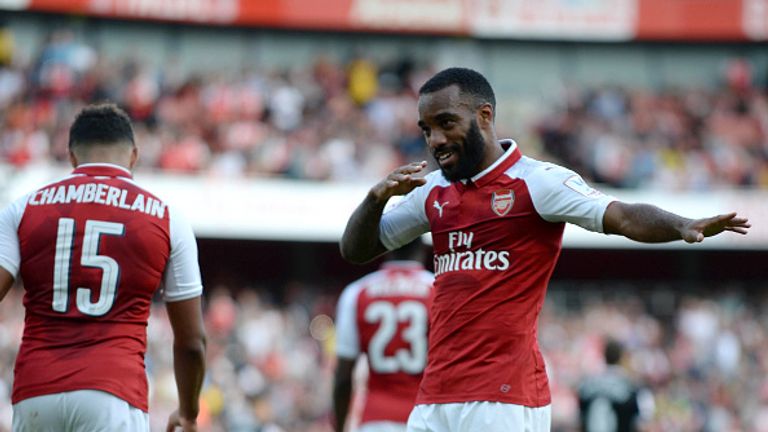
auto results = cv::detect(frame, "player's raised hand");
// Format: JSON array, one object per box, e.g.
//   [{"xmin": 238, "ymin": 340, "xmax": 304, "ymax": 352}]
[
  {"xmin": 166, "ymin": 410, "xmax": 198, "ymax": 432},
  {"xmin": 681, "ymin": 212, "xmax": 751, "ymax": 243},
  {"xmin": 370, "ymin": 161, "xmax": 428, "ymax": 202}
]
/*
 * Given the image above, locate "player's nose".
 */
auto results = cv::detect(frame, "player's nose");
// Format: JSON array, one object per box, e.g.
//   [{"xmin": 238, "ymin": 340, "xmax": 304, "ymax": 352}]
[{"xmin": 427, "ymin": 129, "xmax": 448, "ymax": 149}]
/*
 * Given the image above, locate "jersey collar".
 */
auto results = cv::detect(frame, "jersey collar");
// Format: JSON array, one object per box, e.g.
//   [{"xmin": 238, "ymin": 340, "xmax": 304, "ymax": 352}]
[
  {"xmin": 469, "ymin": 139, "xmax": 521, "ymax": 188},
  {"xmin": 72, "ymin": 163, "xmax": 133, "ymax": 179}
]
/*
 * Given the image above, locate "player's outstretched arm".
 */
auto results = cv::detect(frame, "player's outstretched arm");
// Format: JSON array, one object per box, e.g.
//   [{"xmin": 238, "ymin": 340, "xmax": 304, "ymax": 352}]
[
  {"xmin": 603, "ymin": 201, "xmax": 750, "ymax": 243},
  {"xmin": 166, "ymin": 296, "xmax": 206, "ymax": 432},
  {"xmin": 340, "ymin": 161, "xmax": 428, "ymax": 264},
  {"xmin": 332, "ymin": 357, "xmax": 356, "ymax": 432}
]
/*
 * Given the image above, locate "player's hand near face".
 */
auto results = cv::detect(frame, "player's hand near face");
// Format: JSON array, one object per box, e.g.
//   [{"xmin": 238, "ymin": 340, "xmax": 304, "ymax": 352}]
[
  {"xmin": 341, "ymin": 161, "xmax": 429, "ymax": 264},
  {"xmin": 681, "ymin": 212, "xmax": 751, "ymax": 243},
  {"xmin": 370, "ymin": 161, "xmax": 428, "ymax": 203}
]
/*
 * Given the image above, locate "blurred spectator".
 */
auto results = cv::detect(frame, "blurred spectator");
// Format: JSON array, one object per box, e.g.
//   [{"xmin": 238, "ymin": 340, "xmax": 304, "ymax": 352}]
[
  {"xmin": 0, "ymin": 20, "xmax": 12, "ymax": 67},
  {"xmin": 577, "ymin": 338, "xmax": 653, "ymax": 432}
]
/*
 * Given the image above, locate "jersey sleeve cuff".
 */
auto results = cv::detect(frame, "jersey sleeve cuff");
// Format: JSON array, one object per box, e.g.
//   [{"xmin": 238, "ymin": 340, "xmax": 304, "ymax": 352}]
[
  {"xmin": 379, "ymin": 230, "xmax": 398, "ymax": 251},
  {"xmin": 0, "ymin": 260, "xmax": 18, "ymax": 279},
  {"xmin": 595, "ymin": 198, "xmax": 618, "ymax": 233},
  {"xmin": 163, "ymin": 284, "xmax": 203, "ymax": 302}
]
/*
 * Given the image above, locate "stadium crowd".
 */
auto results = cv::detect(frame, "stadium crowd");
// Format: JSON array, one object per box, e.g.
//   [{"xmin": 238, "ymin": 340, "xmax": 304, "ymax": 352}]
[
  {"xmin": 1, "ymin": 30, "xmax": 767, "ymax": 189},
  {"xmin": 0, "ymin": 29, "xmax": 430, "ymax": 183},
  {"xmin": 536, "ymin": 59, "xmax": 768, "ymax": 190},
  {"xmin": 2, "ymin": 282, "xmax": 768, "ymax": 431}
]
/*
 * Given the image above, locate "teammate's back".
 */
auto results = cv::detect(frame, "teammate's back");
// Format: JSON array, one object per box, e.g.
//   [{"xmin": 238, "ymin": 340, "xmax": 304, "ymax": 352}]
[
  {"xmin": 334, "ymin": 240, "xmax": 434, "ymax": 432},
  {"xmin": 14, "ymin": 164, "xmax": 175, "ymax": 409},
  {"xmin": 0, "ymin": 103, "xmax": 206, "ymax": 432}
]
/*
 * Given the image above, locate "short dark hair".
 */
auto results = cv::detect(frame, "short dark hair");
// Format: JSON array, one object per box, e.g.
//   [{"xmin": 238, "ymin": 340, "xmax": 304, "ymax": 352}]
[
  {"xmin": 69, "ymin": 103, "xmax": 135, "ymax": 150},
  {"xmin": 419, "ymin": 67, "xmax": 496, "ymax": 110},
  {"xmin": 604, "ymin": 339, "xmax": 624, "ymax": 365}
]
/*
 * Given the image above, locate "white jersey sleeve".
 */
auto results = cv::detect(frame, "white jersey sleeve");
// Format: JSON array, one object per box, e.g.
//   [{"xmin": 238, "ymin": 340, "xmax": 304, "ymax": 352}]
[
  {"xmin": 162, "ymin": 206, "xmax": 204, "ymax": 302},
  {"xmin": 379, "ymin": 171, "xmax": 442, "ymax": 250},
  {"xmin": 525, "ymin": 162, "xmax": 616, "ymax": 233},
  {"xmin": 335, "ymin": 281, "xmax": 363, "ymax": 359},
  {"xmin": 0, "ymin": 194, "xmax": 29, "ymax": 278}
]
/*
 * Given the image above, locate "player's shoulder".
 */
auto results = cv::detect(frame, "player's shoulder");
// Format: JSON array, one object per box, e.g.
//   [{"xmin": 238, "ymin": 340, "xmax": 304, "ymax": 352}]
[
  {"xmin": 423, "ymin": 168, "xmax": 447, "ymax": 183},
  {"xmin": 117, "ymin": 176, "xmax": 166, "ymax": 203},
  {"xmin": 29, "ymin": 172, "xmax": 80, "ymax": 194},
  {"xmin": 0, "ymin": 191, "xmax": 32, "ymax": 224},
  {"xmin": 383, "ymin": 169, "xmax": 448, "ymax": 216},
  {"xmin": 337, "ymin": 272, "xmax": 377, "ymax": 312},
  {"xmin": 508, "ymin": 155, "xmax": 577, "ymax": 182},
  {"xmin": 341, "ymin": 270, "xmax": 380, "ymax": 297},
  {"xmin": 119, "ymin": 176, "xmax": 190, "ymax": 222},
  {"xmin": 403, "ymin": 169, "xmax": 450, "ymax": 200},
  {"xmin": 421, "ymin": 169, "xmax": 450, "ymax": 190},
  {"xmin": 509, "ymin": 156, "xmax": 601, "ymax": 200}
]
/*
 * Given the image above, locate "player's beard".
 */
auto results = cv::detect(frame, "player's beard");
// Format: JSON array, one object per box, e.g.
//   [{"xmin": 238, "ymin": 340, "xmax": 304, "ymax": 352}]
[{"xmin": 436, "ymin": 119, "xmax": 487, "ymax": 182}]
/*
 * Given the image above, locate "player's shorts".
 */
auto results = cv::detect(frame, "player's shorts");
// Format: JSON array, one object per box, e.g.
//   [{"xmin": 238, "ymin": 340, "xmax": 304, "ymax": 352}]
[
  {"xmin": 358, "ymin": 420, "xmax": 408, "ymax": 432},
  {"xmin": 406, "ymin": 401, "xmax": 551, "ymax": 432},
  {"xmin": 12, "ymin": 389, "xmax": 149, "ymax": 432}
]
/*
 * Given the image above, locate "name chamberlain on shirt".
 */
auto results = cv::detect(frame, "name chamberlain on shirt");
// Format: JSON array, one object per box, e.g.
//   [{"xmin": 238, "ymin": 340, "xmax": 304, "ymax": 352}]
[
  {"xmin": 28, "ymin": 183, "xmax": 166, "ymax": 219},
  {"xmin": 433, "ymin": 230, "xmax": 510, "ymax": 276}
]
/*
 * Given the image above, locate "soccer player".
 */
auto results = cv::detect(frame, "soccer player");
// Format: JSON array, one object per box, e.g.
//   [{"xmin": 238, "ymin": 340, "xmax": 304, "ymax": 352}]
[
  {"xmin": 339, "ymin": 67, "xmax": 750, "ymax": 432},
  {"xmin": 333, "ymin": 240, "xmax": 434, "ymax": 432},
  {"xmin": 578, "ymin": 339, "xmax": 653, "ymax": 432},
  {"xmin": 0, "ymin": 103, "xmax": 206, "ymax": 432}
]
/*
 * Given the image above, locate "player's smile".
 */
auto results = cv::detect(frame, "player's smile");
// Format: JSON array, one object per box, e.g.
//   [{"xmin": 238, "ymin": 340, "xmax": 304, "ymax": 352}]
[{"xmin": 434, "ymin": 145, "xmax": 459, "ymax": 167}]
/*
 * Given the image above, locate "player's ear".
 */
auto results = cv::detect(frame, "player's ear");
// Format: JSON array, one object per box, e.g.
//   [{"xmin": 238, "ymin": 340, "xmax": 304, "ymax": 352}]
[
  {"xmin": 129, "ymin": 146, "xmax": 139, "ymax": 170},
  {"xmin": 477, "ymin": 103, "xmax": 494, "ymax": 127},
  {"xmin": 68, "ymin": 149, "xmax": 79, "ymax": 168}
]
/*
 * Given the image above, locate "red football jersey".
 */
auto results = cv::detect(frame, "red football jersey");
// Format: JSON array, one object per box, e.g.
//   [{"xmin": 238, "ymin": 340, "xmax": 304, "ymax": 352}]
[
  {"xmin": 0, "ymin": 164, "xmax": 203, "ymax": 411},
  {"xmin": 379, "ymin": 141, "xmax": 615, "ymax": 407},
  {"xmin": 336, "ymin": 261, "xmax": 434, "ymax": 424}
]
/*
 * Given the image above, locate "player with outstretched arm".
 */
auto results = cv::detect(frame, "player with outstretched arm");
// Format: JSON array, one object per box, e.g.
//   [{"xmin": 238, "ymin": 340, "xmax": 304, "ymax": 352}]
[{"xmin": 340, "ymin": 67, "xmax": 750, "ymax": 432}]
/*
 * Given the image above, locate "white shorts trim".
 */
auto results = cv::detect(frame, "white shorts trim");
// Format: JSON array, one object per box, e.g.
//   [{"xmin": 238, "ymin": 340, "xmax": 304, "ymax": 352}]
[
  {"xmin": 406, "ymin": 402, "xmax": 551, "ymax": 432},
  {"xmin": 13, "ymin": 389, "xmax": 149, "ymax": 432}
]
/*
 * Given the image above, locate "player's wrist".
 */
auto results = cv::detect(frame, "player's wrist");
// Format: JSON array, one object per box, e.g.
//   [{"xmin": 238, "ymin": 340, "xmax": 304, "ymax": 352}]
[
  {"xmin": 367, "ymin": 187, "xmax": 391, "ymax": 206},
  {"xmin": 177, "ymin": 409, "xmax": 199, "ymax": 423},
  {"xmin": 179, "ymin": 416, "xmax": 198, "ymax": 427}
]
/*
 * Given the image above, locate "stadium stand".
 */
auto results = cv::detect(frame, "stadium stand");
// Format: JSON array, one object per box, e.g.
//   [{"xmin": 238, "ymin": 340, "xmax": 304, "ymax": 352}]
[{"xmin": 0, "ymin": 19, "xmax": 766, "ymax": 189}]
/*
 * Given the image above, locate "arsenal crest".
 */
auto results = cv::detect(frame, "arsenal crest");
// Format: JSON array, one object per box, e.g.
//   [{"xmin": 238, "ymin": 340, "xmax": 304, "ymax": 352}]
[{"xmin": 491, "ymin": 189, "xmax": 514, "ymax": 216}]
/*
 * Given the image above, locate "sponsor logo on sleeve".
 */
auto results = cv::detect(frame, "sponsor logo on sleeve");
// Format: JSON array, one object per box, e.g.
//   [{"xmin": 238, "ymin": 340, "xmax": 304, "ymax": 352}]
[{"xmin": 563, "ymin": 175, "xmax": 604, "ymax": 198}]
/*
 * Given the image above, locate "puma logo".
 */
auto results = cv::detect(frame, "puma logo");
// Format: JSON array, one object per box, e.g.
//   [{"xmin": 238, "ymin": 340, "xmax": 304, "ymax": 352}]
[{"xmin": 433, "ymin": 200, "xmax": 449, "ymax": 218}]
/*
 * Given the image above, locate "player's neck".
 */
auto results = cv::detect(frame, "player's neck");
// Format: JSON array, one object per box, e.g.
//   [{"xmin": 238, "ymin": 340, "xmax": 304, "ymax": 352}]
[
  {"xmin": 476, "ymin": 137, "xmax": 505, "ymax": 173},
  {"xmin": 71, "ymin": 148, "xmax": 135, "ymax": 171},
  {"xmin": 74, "ymin": 160, "xmax": 132, "ymax": 172}
]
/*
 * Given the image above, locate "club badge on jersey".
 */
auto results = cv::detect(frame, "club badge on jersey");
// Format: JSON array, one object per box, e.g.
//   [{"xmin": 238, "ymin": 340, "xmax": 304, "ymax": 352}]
[{"xmin": 491, "ymin": 189, "xmax": 515, "ymax": 216}]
